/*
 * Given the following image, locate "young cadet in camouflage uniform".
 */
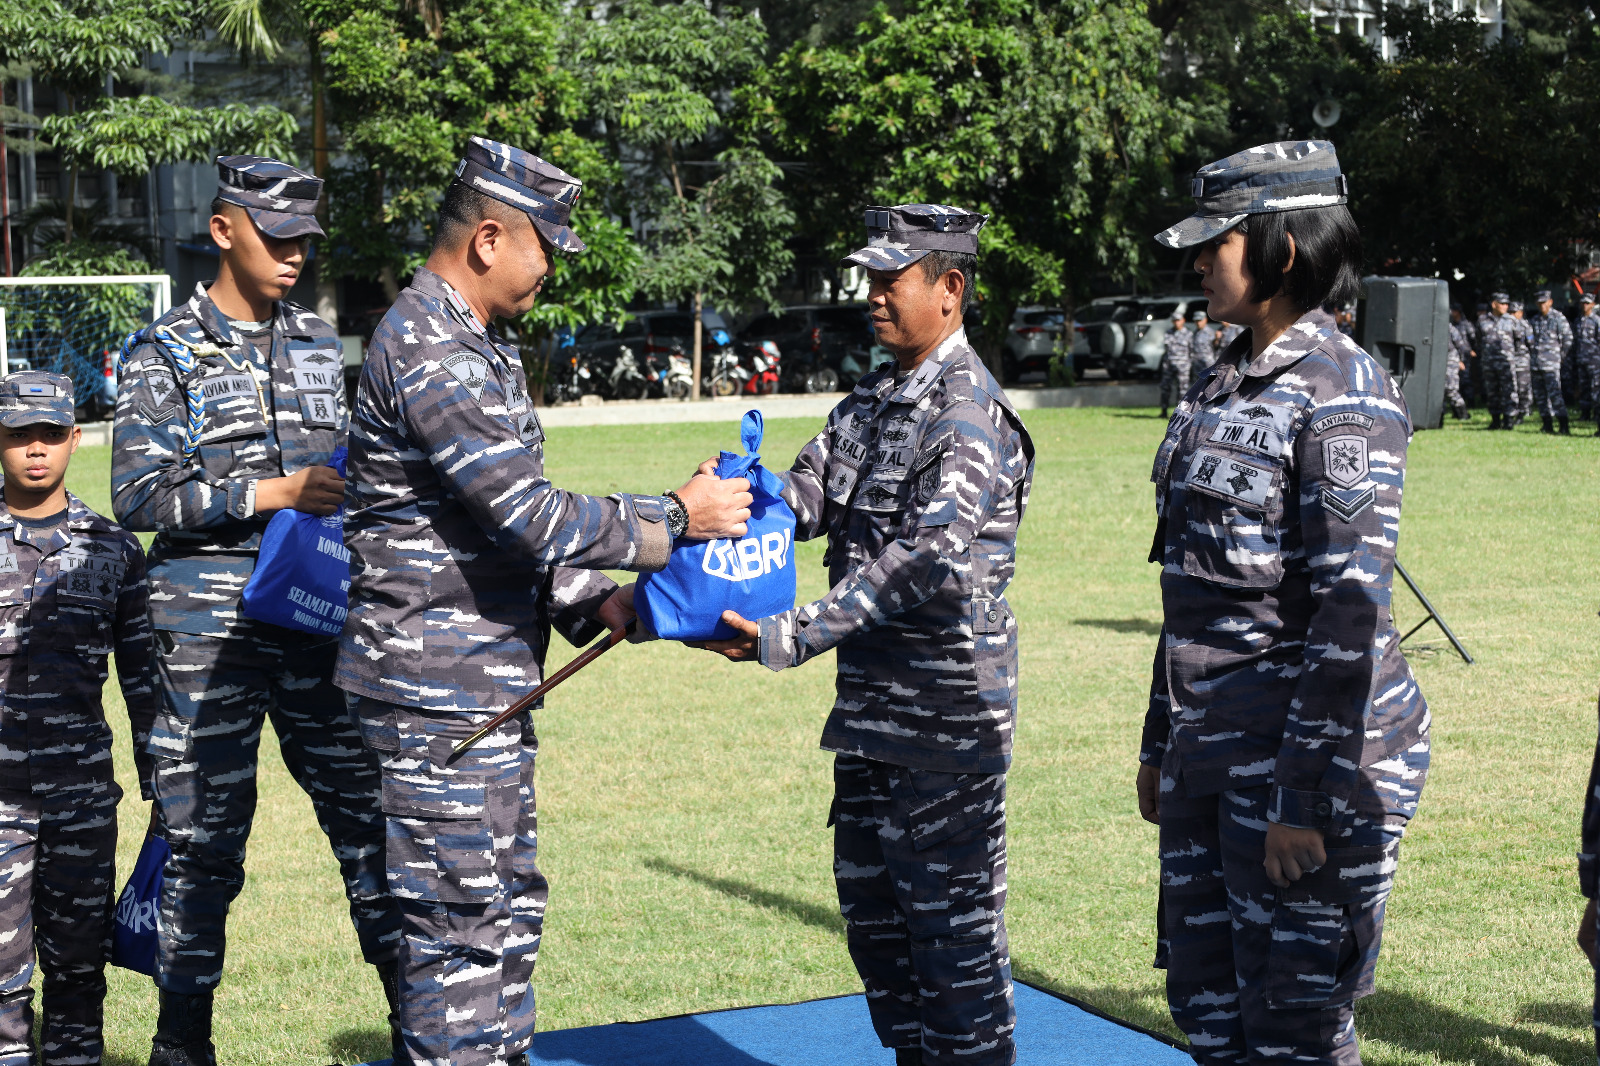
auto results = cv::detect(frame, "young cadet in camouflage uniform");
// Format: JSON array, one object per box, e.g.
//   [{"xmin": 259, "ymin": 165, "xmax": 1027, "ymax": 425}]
[
  {"xmin": 1142, "ymin": 141, "xmax": 1429, "ymax": 1065},
  {"xmin": 0, "ymin": 372, "xmax": 159, "ymax": 1066},
  {"xmin": 1159, "ymin": 309, "xmax": 1192, "ymax": 418},
  {"xmin": 1480, "ymin": 293, "xmax": 1520, "ymax": 430},
  {"xmin": 1445, "ymin": 303, "xmax": 1470, "ymax": 420},
  {"xmin": 112, "ymin": 157, "xmax": 400, "ymax": 1066},
  {"xmin": 699, "ymin": 204, "xmax": 1034, "ymax": 1066},
  {"xmin": 1527, "ymin": 289, "xmax": 1572, "ymax": 433},
  {"xmin": 1574, "ymin": 292, "xmax": 1600, "ymax": 425},
  {"xmin": 337, "ymin": 136, "xmax": 751, "ymax": 1066}
]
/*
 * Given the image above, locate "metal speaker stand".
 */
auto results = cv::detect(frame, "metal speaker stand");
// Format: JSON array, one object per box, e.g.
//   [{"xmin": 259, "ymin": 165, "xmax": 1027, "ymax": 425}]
[{"xmin": 1395, "ymin": 560, "xmax": 1473, "ymax": 663}]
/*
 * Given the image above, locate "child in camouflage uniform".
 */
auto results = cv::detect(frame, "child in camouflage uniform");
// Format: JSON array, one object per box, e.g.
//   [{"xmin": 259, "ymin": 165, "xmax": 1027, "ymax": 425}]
[{"xmin": 0, "ymin": 371, "xmax": 159, "ymax": 1066}]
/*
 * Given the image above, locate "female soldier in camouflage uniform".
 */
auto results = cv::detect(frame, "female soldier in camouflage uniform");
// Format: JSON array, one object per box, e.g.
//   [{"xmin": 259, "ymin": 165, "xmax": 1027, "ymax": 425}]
[{"xmin": 1138, "ymin": 141, "xmax": 1429, "ymax": 1065}]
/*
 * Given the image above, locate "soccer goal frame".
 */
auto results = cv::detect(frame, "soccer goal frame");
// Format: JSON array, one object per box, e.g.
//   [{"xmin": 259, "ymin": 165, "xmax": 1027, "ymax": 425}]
[{"xmin": 0, "ymin": 274, "xmax": 173, "ymax": 376}]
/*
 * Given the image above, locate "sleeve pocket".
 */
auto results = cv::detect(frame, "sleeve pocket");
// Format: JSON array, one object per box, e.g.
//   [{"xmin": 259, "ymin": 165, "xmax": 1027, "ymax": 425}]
[{"xmin": 907, "ymin": 773, "xmax": 1005, "ymax": 852}]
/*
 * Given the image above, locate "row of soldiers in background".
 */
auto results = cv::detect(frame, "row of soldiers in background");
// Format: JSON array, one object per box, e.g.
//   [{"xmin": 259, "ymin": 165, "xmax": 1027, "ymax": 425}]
[
  {"xmin": 1447, "ymin": 289, "xmax": 1600, "ymax": 435},
  {"xmin": 1157, "ymin": 308, "xmax": 1244, "ymax": 417}
]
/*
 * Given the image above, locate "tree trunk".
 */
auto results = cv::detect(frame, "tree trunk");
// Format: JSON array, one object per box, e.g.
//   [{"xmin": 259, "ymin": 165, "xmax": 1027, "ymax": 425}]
[
  {"xmin": 310, "ymin": 40, "xmax": 339, "ymax": 325},
  {"xmin": 62, "ymin": 93, "xmax": 75, "ymax": 245},
  {"xmin": 691, "ymin": 290, "xmax": 703, "ymax": 401}
]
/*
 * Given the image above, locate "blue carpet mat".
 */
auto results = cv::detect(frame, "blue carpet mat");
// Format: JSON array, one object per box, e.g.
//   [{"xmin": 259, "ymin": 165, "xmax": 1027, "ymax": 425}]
[{"xmin": 355, "ymin": 982, "xmax": 1190, "ymax": 1065}]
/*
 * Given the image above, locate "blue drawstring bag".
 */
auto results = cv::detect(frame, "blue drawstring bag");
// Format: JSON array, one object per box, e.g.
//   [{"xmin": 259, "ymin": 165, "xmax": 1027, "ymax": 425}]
[
  {"xmin": 241, "ymin": 446, "xmax": 351, "ymax": 636},
  {"xmin": 637, "ymin": 411, "xmax": 797, "ymax": 641},
  {"xmin": 111, "ymin": 832, "xmax": 170, "ymax": 975}
]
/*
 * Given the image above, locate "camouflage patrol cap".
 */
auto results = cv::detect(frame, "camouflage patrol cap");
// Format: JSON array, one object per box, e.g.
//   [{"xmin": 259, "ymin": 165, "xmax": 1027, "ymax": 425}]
[
  {"xmin": 842, "ymin": 204, "xmax": 988, "ymax": 271},
  {"xmin": 1533, "ymin": 289, "xmax": 1553, "ymax": 302},
  {"xmin": 1490, "ymin": 292, "xmax": 1510, "ymax": 304},
  {"xmin": 216, "ymin": 156, "xmax": 325, "ymax": 239},
  {"xmin": 454, "ymin": 136, "xmax": 585, "ymax": 253},
  {"xmin": 0, "ymin": 371, "xmax": 74, "ymax": 428},
  {"xmin": 1170, "ymin": 308, "xmax": 1186, "ymax": 322},
  {"xmin": 1155, "ymin": 140, "xmax": 1349, "ymax": 250},
  {"xmin": 1509, "ymin": 300, "xmax": 1524, "ymax": 312},
  {"xmin": 1582, "ymin": 292, "xmax": 1596, "ymax": 305}
]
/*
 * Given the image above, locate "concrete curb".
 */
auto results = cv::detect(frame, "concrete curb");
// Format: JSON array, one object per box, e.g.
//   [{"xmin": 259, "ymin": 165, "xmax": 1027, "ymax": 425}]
[{"xmin": 535, "ymin": 383, "xmax": 1159, "ymax": 428}]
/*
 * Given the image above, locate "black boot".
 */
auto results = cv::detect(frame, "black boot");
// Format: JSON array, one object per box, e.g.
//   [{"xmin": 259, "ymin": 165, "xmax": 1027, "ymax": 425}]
[
  {"xmin": 894, "ymin": 1049, "xmax": 923, "ymax": 1066},
  {"xmin": 506, "ymin": 1055, "xmax": 530, "ymax": 1066},
  {"xmin": 1541, "ymin": 416, "xmax": 1555, "ymax": 434},
  {"xmin": 1560, "ymin": 416, "xmax": 1571, "ymax": 435},
  {"xmin": 378, "ymin": 962, "xmax": 404, "ymax": 1063},
  {"xmin": 1489, "ymin": 412, "xmax": 1502, "ymax": 430},
  {"xmin": 148, "ymin": 990, "xmax": 216, "ymax": 1066},
  {"xmin": 1160, "ymin": 406, "xmax": 1168, "ymax": 419},
  {"xmin": 1454, "ymin": 403, "xmax": 1469, "ymax": 420}
]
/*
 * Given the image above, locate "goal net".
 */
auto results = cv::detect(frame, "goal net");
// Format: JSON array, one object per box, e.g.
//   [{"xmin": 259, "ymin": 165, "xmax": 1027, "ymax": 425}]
[{"xmin": 0, "ymin": 274, "xmax": 173, "ymax": 421}]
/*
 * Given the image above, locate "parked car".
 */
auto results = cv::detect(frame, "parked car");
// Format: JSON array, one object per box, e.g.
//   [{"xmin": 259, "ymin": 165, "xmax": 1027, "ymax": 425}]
[
  {"xmin": 1002, "ymin": 306, "xmax": 1066, "ymax": 380},
  {"xmin": 737, "ymin": 303, "xmax": 874, "ymax": 392},
  {"xmin": 1069, "ymin": 294, "xmax": 1209, "ymax": 379}
]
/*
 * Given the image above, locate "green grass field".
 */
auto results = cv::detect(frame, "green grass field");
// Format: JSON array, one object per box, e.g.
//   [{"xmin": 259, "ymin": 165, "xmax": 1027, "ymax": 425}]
[{"xmin": 66, "ymin": 408, "xmax": 1600, "ymax": 1065}]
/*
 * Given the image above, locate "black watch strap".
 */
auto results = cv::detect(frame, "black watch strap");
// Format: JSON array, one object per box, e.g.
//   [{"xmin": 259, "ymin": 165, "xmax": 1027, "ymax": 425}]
[{"xmin": 662, "ymin": 490, "xmax": 689, "ymax": 539}]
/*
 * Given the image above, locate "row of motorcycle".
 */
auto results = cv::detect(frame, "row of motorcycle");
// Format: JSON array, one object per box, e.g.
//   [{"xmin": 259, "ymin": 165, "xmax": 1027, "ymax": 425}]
[{"xmin": 545, "ymin": 333, "xmax": 873, "ymax": 404}]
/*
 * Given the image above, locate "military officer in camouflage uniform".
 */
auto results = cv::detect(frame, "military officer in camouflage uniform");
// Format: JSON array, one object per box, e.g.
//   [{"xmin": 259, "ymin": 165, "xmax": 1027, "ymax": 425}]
[
  {"xmin": 0, "ymin": 372, "xmax": 160, "ymax": 1066},
  {"xmin": 1142, "ymin": 141, "xmax": 1429, "ymax": 1065},
  {"xmin": 1509, "ymin": 299, "xmax": 1534, "ymax": 425},
  {"xmin": 1480, "ymin": 293, "xmax": 1520, "ymax": 430},
  {"xmin": 1189, "ymin": 309, "xmax": 1218, "ymax": 378},
  {"xmin": 1159, "ymin": 309, "xmax": 1192, "ymax": 418},
  {"xmin": 1573, "ymin": 292, "xmax": 1600, "ymax": 425},
  {"xmin": 1445, "ymin": 303, "xmax": 1470, "ymax": 420},
  {"xmin": 338, "ymin": 136, "xmax": 752, "ymax": 1066},
  {"xmin": 699, "ymin": 204, "xmax": 1034, "ymax": 1066},
  {"xmin": 113, "ymin": 157, "xmax": 400, "ymax": 1066},
  {"xmin": 1527, "ymin": 289, "xmax": 1572, "ymax": 433}
]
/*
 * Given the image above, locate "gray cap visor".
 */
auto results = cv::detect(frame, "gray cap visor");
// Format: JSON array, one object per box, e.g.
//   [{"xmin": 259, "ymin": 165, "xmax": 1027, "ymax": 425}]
[
  {"xmin": 841, "ymin": 243, "xmax": 932, "ymax": 271},
  {"xmin": 244, "ymin": 207, "xmax": 326, "ymax": 240},
  {"xmin": 530, "ymin": 217, "xmax": 586, "ymax": 255},
  {"xmin": 0, "ymin": 408, "xmax": 72, "ymax": 428},
  {"xmin": 1154, "ymin": 212, "xmax": 1248, "ymax": 250}
]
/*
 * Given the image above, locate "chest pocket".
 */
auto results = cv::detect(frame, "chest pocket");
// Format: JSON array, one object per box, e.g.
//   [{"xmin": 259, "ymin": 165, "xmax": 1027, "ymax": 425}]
[
  {"xmin": 0, "ymin": 552, "xmax": 23, "ymax": 656},
  {"xmin": 195, "ymin": 367, "xmax": 268, "ymax": 445},
  {"xmin": 53, "ymin": 543, "xmax": 121, "ymax": 653},
  {"xmin": 1178, "ymin": 448, "xmax": 1287, "ymax": 589}
]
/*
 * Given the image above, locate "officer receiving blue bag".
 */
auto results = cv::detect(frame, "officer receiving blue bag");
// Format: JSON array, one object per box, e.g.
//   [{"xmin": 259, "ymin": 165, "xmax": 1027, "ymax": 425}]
[{"xmin": 637, "ymin": 410, "xmax": 796, "ymax": 640}]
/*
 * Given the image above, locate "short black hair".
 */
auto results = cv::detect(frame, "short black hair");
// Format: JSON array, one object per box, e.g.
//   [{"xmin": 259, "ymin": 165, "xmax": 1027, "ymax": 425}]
[
  {"xmin": 210, "ymin": 196, "xmax": 245, "ymax": 219},
  {"xmin": 1236, "ymin": 205, "xmax": 1363, "ymax": 310},
  {"xmin": 917, "ymin": 250, "xmax": 977, "ymax": 313},
  {"xmin": 433, "ymin": 180, "xmax": 533, "ymax": 252}
]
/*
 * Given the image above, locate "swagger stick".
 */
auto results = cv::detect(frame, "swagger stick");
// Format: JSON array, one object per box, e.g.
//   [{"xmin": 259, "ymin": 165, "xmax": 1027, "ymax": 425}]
[{"xmin": 447, "ymin": 619, "xmax": 638, "ymax": 764}]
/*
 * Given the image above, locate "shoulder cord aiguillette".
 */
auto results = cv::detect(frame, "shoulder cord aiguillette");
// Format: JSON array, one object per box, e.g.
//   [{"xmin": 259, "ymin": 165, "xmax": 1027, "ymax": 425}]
[{"xmin": 119, "ymin": 327, "xmax": 207, "ymax": 460}]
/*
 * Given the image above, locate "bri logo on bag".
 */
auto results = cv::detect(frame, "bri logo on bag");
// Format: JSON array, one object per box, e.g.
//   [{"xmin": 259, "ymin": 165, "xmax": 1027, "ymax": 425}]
[
  {"xmin": 115, "ymin": 882, "xmax": 159, "ymax": 937},
  {"xmin": 701, "ymin": 529, "xmax": 791, "ymax": 582}
]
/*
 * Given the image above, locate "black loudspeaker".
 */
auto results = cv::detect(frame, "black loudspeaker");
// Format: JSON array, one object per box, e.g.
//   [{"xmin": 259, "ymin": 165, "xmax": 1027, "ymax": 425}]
[{"xmin": 1355, "ymin": 276, "xmax": 1449, "ymax": 430}]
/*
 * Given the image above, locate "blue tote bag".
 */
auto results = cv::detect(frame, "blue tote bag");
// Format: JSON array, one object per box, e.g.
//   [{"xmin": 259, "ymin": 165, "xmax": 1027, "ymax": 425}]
[
  {"xmin": 637, "ymin": 410, "xmax": 797, "ymax": 641},
  {"xmin": 111, "ymin": 833, "xmax": 170, "ymax": 975},
  {"xmin": 241, "ymin": 447, "xmax": 351, "ymax": 636}
]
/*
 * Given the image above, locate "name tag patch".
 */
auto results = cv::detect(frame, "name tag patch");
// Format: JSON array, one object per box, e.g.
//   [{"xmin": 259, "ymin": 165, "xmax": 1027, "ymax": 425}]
[
  {"xmin": 1186, "ymin": 450, "xmax": 1274, "ymax": 509},
  {"xmin": 1208, "ymin": 418, "xmax": 1285, "ymax": 458},
  {"xmin": 0, "ymin": 552, "xmax": 16, "ymax": 575},
  {"xmin": 290, "ymin": 367, "xmax": 340, "ymax": 392},
  {"xmin": 199, "ymin": 372, "xmax": 256, "ymax": 404},
  {"xmin": 1310, "ymin": 411, "xmax": 1375, "ymax": 435}
]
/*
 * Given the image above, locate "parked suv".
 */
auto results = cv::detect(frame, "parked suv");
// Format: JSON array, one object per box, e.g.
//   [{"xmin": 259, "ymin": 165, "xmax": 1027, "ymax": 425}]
[
  {"xmin": 1002, "ymin": 306, "xmax": 1067, "ymax": 380},
  {"xmin": 1069, "ymin": 295, "xmax": 1208, "ymax": 378}
]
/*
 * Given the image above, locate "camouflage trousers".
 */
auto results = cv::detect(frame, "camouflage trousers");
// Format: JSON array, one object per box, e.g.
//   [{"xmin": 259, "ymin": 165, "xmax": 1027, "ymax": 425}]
[
  {"xmin": 1444, "ymin": 355, "xmax": 1464, "ymax": 412},
  {"xmin": 1157, "ymin": 784, "xmax": 1407, "ymax": 1065},
  {"xmin": 352, "ymin": 696, "xmax": 546, "ymax": 1066},
  {"xmin": 832, "ymin": 756, "xmax": 1015, "ymax": 1066},
  {"xmin": 1512, "ymin": 362, "xmax": 1533, "ymax": 419},
  {"xmin": 0, "ymin": 783, "xmax": 118, "ymax": 1066},
  {"xmin": 1481, "ymin": 359, "xmax": 1518, "ymax": 419},
  {"xmin": 1577, "ymin": 351, "xmax": 1600, "ymax": 417},
  {"xmin": 1529, "ymin": 366, "xmax": 1566, "ymax": 419},
  {"xmin": 150, "ymin": 630, "xmax": 399, "ymax": 993},
  {"xmin": 1160, "ymin": 360, "xmax": 1192, "ymax": 410}
]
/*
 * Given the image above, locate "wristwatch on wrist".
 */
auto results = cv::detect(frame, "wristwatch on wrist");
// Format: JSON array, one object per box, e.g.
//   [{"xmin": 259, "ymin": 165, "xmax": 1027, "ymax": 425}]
[{"xmin": 662, "ymin": 491, "xmax": 689, "ymax": 539}]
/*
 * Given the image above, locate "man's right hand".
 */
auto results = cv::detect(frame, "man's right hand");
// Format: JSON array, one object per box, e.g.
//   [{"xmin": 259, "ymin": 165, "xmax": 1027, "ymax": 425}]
[
  {"xmin": 675, "ymin": 472, "xmax": 752, "ymax": 539},
  {"xmin": 1136, "ymin": 764, "xmax": 1161, "ymax": 825},
  {"xmin": 256, "ymin": 465, "xmax": 346, "ymax": 516}
]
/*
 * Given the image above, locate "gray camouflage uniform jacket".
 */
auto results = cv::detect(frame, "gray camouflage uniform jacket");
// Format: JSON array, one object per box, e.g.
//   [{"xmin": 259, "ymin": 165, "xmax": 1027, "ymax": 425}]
[
  {"xmin": 1141, "ymin": 309, "xmax": 1429, "ymax": 830},
  {"xmin": 0, "ymin": 491, "xmax": 159, "ymax": 798},
  {"xmin": 758, "ymin": 330, "xmax": 1035, "ymax": 774},
  {"xmin": 336, "ymin": 267, "xmax": 670, "ymax": 715},
  {"xmin": 1529, "ymin": 308, "xmax": 1573, "ymax": 372},
  {"xmin": 112, "ymin": 283, "xmax": 346, "ymax": 635},
  {"xmin": 1478, "ymin": 313, "xmax": 1519, "ymax": 367}
]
